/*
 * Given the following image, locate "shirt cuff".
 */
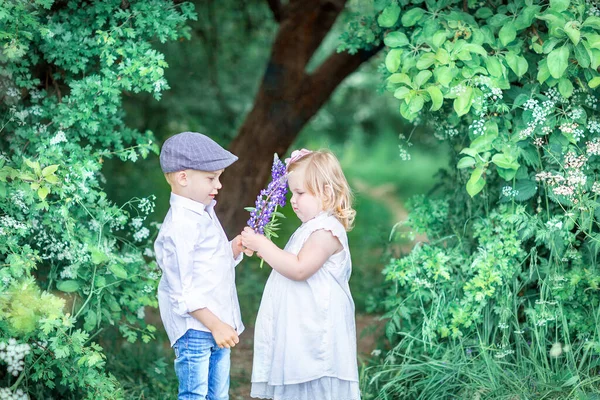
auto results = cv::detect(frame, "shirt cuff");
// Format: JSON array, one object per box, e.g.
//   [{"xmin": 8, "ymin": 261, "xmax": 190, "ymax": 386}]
[
  {"xmin": 229, "ymin": 239, "xmax": 244, "ymax": 267},
  {"xmin": 174, "ymin": 295, "xmax": 206, "ymax": 317},
  {"xmin": 233, "ymin": 251, "xmax": 243, "ymax": 267}
]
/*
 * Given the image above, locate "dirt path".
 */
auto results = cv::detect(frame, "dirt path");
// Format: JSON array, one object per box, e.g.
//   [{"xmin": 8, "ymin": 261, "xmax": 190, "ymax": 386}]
[{"xmin": 229, "ymin": 314, "xmax": 386, "ymax": 400}]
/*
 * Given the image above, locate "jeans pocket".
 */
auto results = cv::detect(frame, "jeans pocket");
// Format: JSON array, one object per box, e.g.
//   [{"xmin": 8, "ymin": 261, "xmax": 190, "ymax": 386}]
[{"xmin": 173, "ymin": 340, "xmax": 181, "ymax": 359}]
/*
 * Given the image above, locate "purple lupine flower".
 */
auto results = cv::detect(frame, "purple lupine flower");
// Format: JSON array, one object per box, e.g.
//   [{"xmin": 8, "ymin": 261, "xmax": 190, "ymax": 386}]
[{"xmin": 246, "ymin": 154, "xmax": 288, "ymax": 235}]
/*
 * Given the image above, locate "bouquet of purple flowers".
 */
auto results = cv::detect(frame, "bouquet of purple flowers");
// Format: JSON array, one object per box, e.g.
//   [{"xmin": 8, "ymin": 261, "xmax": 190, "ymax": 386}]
[{"xmin": 245, "ymin": 154, "xmax": 288, "ymax": 266}]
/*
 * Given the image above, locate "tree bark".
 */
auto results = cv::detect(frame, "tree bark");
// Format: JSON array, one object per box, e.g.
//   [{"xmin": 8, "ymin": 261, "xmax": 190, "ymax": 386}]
[{"xmin": 217, "ymin": 0, "xmax": 380, "ymax": 236}]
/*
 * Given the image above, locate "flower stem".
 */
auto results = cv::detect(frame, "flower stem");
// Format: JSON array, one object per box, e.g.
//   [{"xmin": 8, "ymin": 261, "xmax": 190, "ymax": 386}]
[{"xmin": 259, "ymin": 204, "xmax": 279, "ymax": 269}]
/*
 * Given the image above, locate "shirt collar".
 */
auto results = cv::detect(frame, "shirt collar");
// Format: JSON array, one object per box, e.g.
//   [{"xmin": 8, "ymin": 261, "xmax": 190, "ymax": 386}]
[{"xmin": 169, "ymin": 193, "xmax": 216, "ymax": 216}]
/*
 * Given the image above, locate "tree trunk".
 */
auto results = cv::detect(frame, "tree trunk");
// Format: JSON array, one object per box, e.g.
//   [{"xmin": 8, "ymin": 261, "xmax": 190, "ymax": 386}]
[{"xmin": 217, "ymin": 0, "xmax": 380, "ymax": 236}]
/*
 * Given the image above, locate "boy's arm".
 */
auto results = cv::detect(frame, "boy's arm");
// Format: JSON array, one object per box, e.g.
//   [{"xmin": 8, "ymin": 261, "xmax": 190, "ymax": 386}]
[
  {"xmin": 241, "ymin": 228, "xmax": 342, "ymax": 281},
  {"xmin": 190, "ymin": 308, "xmax": 239, "ymax": 349}
]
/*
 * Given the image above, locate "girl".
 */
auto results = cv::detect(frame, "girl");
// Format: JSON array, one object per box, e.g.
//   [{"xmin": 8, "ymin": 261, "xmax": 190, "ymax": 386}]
[{"xmin": 241, "ymin": 149, "xmax": 360, "ymax": 400}]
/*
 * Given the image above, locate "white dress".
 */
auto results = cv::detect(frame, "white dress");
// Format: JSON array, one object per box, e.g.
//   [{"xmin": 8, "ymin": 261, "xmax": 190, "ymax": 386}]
[{"xmin": 251, "ymin": 212, "xmax": 360, "ymax": 400}]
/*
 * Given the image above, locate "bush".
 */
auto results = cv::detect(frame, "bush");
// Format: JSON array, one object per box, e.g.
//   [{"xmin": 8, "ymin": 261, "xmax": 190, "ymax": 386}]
[
  {"xmin": 0, "ymin": 1, "xmax": 195, "ymax": 398},
  {"xmin": 340, "ymin": 0, "xmax": 600, "ymax": 397}
]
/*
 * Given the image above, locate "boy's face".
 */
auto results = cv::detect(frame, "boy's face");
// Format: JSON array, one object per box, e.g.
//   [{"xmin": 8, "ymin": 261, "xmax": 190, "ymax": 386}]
[{"xmin": 185, "ymin": 169, "xmax": 224, "ymax": 206}]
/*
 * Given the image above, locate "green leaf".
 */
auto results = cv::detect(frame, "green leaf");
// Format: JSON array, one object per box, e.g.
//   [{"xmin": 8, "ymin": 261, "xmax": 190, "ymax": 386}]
[
  {"xmin": 42, "ymin": 164, "xmax": 59, "ymax": 177},
  {"xmin": 388, "ymin": 73, "xmax": 412, "ymax": 86},
  {"xmin": 497, "ymin": 167, "xmax": 518, "ymax": 181},
  {"xmin": 432, "ymin": 31, "xmax": 447, "ymax": 48},
  {"xmin": 574, "ymin": 42, "xmax": 591, "ymax": 67},
  {"xmin": 435, "ymin": 66, "xmax": 454, "ymax": 87},
  {"xmin": 485, "ymin": 121, "xmax": 498, "ymax": 136},
  {"xmin": 460, "ymin": 147, "xmax": 479, "ymax": 158},
  {"xmin": 589, "ymin": 77, "xmax": 600, "ymax": 89},
  {"xmin": 547, "ymin": 46, "xmax": 570, "ymax": 79},
  {"xmin": 587, "ymin": 33, "xmax": 600, "ymax": 50},
  {"xmin": 453, "ymin": 86, "xmax": 473, "ymax": 116},
  {"xmin": 378, "ymin": 3, "xmax": 401, "ymax": 28},
  {"xmin": 492, "ymin": 153, "xmax": 519, "ymax": 170},
  {"xmin": 466, "ymin": 168, "xmax": 486, "ymax": 197},
  {"xmin": 499, "ymin": 23, "xmax": 517, "ymax": 46},
  {"xmin": 91, "ymin": 247, "xmax": 109, "ymax": 264},
  {"xmin": 512, "ymin": 94, "xmax": 529, "ymax": 110},
  {"xmin": 504, "ymin": 51, "xmax": 528, "ymax": 77},
  {"xmin": 474, "ymin": 7, "xmax": 493, "ymax": 19},
  {"xmin": 401, "ymin": 8, "xmax": 426, "ymax": 27},
  {"xmin": 414, "ymin": 70, "xmax": 433, "ymax": 87},
  {"xmin": 471, "ymin": 132, "xmax": 497, "ymax": 152},
  {"xmin": 384, "ymin": 31, "xmax": 409, "ymax": 47},
  {"xmin": 537, "ymin": 59, "xmax": 551, "ymax": 83},
  {"xmin": 426, "ymin": 86, "xmax": 443, "ymax": 111},
  {"xmin": 57, "ymin": 280, "xmax": 80, "ymax": 293},
  {"xmin": 515, "ymin": 5, "xmax": 542, "ymax": 29},
  {"xmin": 24, "ymin": 158, "xmax": 39, "ymax": 170},
  {"xmin": 562, "ymin": 376, "xmax": 579, "ymax": 387},
  {"xmin": 399, "ymin": 101, "xmax": 415, "ymax": 120},
  {"xmin": 457, "ymin": 157, "xmax": 476, "ymax": 169},
  {"xmin": 37, "ymin": 186, "xmax": 49, "ymax": 200},
  {"xmin": 44, "ymin": 175, "xmax": 60, "ymax": 184},
  {"xmin": 408, "ymin": 95, "xmax": 425, "ymax": 113},
  {"xmin": 542, "ymin": 37, "xmax": 561, "ymax": 54},
  {"xmin": 564, "ymin": 21, "xmax": 580, "ymax": 45},
  {"xmin": 488, "ymin": 14, "xmax": 510, "ymax": 28},
  {"xmin": 592, "ymin": 48, "xmax": 600, "ymax": 69},
  {"xmin": 558, "ymin": 77, "xmax": 574, "ymax": 97},
  {"xmin": 464, "ymin": 43, "xmax": 487, "ymax": 57},
  {"xmin": 393, "ymin": 86, "xmax": 411, "ymax": 99},
  {"xmin": 514, "ymin": 179, "xmax": 538, "ymax": 201},
  {"xmin": 550, "ymin": 0, "xmax": 569, "ymax": 12},
  {"xmin": 109, "ymin": 264, "xmax": 129, "ymax": 279},
  {"xmin": 385, "ymin": 49, "xmax": 403, "ymax": 73},
  {"xmin": 485, "ymin": 57, "xmax": 503, "ymax": 77},
  {"xmin": 435, "ymin": 48, "xmax": 450, "ymax": 64},
  {"xmin": 416, "ymin": 52, "xmax": 436, "ymax": 70},
  {"xmin": 583, "ymin": 16, "xmax": 600, "ymax": 30}
]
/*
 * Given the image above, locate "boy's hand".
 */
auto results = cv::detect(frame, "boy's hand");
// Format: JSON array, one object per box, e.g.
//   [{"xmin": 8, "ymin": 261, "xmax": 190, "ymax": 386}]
[
  {"xmin": 232, "ymin": 234, "xmax": 254, "ymax": 257},
  {"xmin": 211, "ymin": 321, "xmax": 239, "ymax": 349},
  {"xmin": 241, "ymin": 227, "xmax": 270, "ymax": 254}
]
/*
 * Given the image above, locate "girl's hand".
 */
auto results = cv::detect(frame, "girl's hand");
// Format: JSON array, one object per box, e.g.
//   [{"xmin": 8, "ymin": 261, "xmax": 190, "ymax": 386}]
[{"xmin": 241, "ymin": 227, "xmax": 270, "ymax": 253}]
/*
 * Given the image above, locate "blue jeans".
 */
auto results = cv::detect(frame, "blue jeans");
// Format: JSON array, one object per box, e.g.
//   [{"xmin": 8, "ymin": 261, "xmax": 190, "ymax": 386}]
[{"xmin": 173, "ymin": 329, "xmax": 230, "ymax": 400}]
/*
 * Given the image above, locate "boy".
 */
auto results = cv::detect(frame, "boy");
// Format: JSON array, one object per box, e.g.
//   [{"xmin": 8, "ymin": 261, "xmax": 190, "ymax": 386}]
[{"xmin": 154, "ymin": 131, "xmax": 248, "ymax": 400}]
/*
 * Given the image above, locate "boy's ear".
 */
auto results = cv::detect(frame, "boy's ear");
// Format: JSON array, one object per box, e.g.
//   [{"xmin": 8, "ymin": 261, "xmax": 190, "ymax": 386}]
[{"xmin": 175, "ymin": 170, "xmax": 189, "ymax": 187}]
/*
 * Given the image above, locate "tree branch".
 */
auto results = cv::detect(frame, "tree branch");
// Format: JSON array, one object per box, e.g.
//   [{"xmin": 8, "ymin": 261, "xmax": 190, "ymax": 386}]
[{"xmin": 266, "ymin": 0, "xmax": 283, "ymax": 22}]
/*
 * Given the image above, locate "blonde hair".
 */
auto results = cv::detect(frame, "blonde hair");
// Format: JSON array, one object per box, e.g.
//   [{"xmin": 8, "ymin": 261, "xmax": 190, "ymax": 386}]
[
  {"xmin": 164, "ymin": 172, "xmax": 178, "ymax": 187},
  {"xmin": 288, "ymin": 149, "xmax": 356, "ymax": 231}
]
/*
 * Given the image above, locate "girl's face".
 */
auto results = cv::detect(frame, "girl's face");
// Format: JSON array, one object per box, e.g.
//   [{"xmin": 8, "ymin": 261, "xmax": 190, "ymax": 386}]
[{"xmin": 288, "ymin": 165, "xmax": 323, "ymax": 223}]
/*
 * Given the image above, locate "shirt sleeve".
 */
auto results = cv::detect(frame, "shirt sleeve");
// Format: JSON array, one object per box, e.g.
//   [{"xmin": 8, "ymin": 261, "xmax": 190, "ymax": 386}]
[
  {"xmin": 230, "ymin": 239, "xmax": 244, "ymax": 267},
  {"xmin": 160, "ymin": 220, "xmax": 221, "ymax": 316}
]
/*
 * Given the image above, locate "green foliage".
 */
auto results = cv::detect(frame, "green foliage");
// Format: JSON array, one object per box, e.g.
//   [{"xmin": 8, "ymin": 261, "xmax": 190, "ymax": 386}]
[
  {"xmin": 0, "ymin": 1, "xmax": 195, "ymax": 397},
  {"xmin": 341, "ymin": 0, "xmax": 600, "ymax": 397}
]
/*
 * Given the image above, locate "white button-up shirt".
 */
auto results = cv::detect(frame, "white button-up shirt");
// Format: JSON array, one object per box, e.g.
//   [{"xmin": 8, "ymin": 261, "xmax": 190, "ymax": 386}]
[{"xmin": 155, "ymin": 193, "xmax": 244, "ymax": 346}]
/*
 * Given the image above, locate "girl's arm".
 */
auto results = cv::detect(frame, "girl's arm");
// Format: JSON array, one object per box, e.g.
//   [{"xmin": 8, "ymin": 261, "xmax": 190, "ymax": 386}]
[{"xmin": 241, "ymin": 227, "xmax": 342, "ymax": 281}]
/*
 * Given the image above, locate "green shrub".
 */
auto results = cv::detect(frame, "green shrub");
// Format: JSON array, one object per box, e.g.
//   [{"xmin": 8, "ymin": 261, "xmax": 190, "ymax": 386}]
[
  {"xmin": 341, "ymin": 0, "xmax": 600, "ymax": 397},
  {"xmin": 0, "ymin": 1, "xmax": 195, "ymax": 397}
]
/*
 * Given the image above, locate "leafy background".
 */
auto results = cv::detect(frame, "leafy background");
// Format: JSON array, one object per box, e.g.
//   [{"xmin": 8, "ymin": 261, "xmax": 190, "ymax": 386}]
[{"xmin": 1, "ymin": 0, "xmax": 600, "ymax": 399}]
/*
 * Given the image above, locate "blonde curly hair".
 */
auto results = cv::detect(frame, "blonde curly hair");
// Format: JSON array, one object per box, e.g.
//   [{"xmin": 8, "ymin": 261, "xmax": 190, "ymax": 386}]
[{"xmin": 287, "ymin": 149, "xmax": 356, "ymax": 231}]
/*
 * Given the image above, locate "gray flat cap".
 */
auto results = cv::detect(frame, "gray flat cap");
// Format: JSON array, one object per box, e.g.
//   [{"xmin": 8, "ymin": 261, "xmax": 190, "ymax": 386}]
[{"xmin": 160, "ymin": 132, "xmax": 238, "ymax": 173}]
